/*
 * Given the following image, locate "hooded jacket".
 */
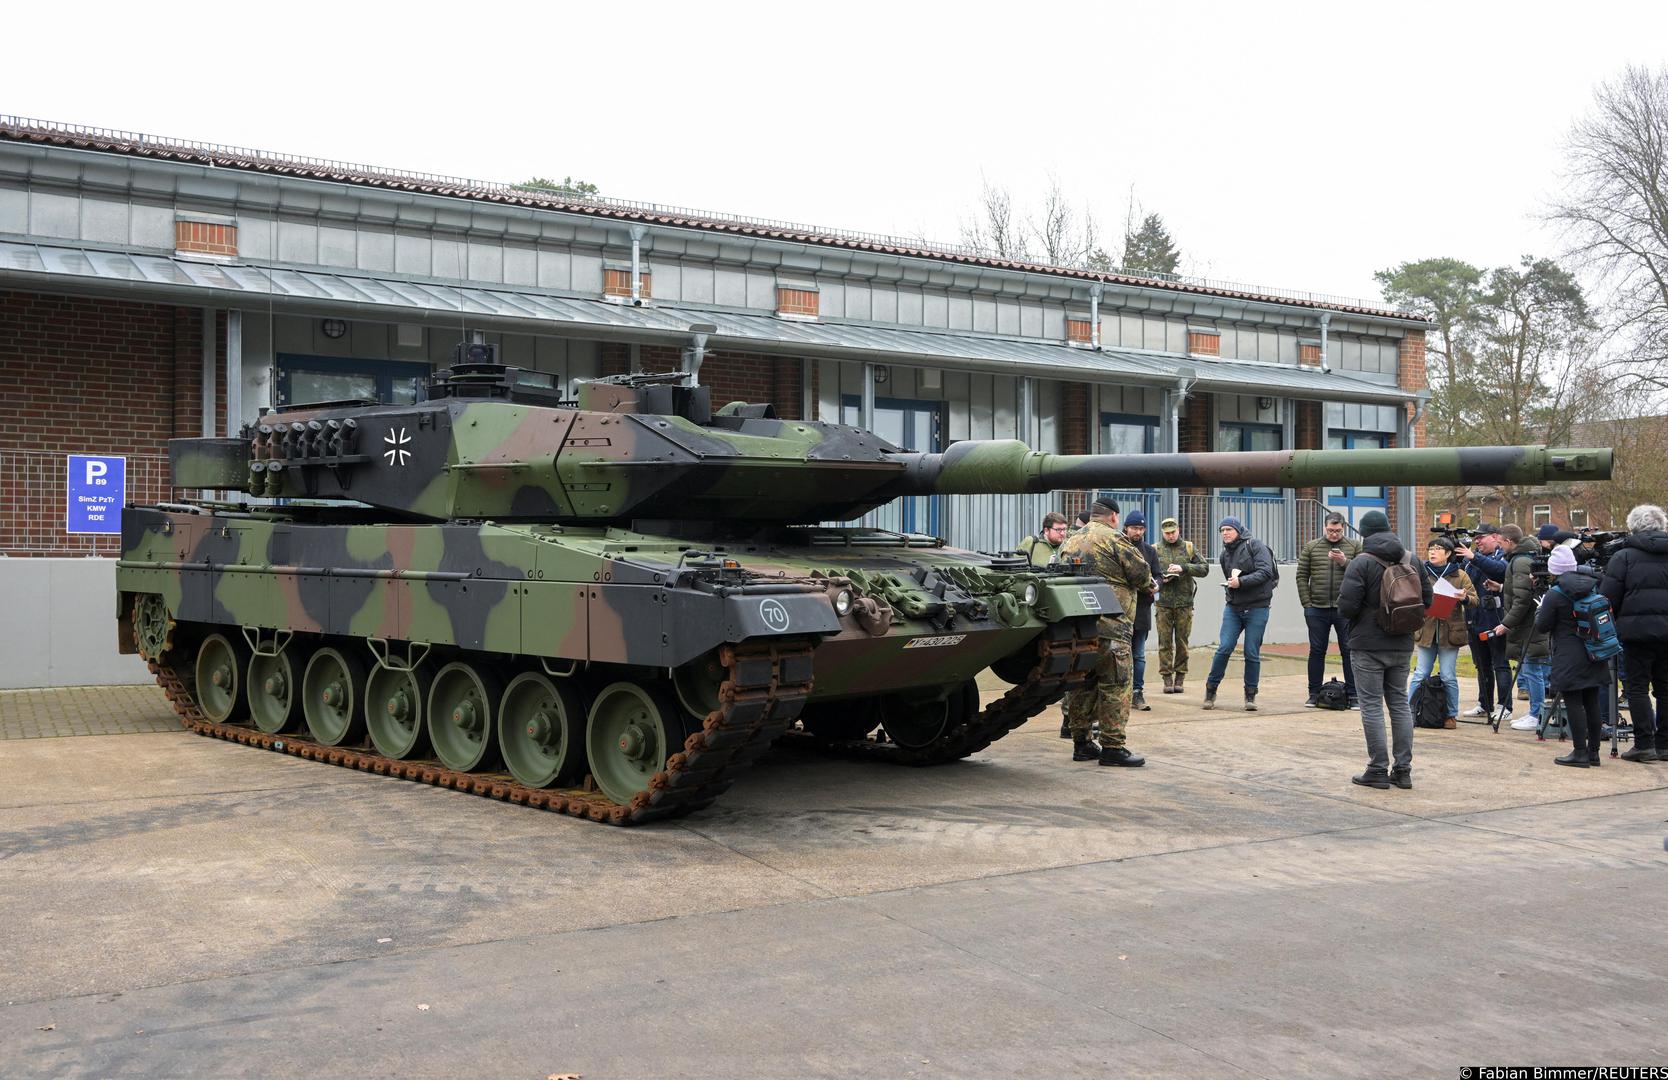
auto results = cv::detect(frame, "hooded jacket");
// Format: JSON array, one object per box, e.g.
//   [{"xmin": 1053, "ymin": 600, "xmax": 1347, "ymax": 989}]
[
  {"xmin": 1337, "ymin": 531, "xmax": 1433, "ymax": 655},
  {"xmin": 1599, "ymin": 529, "xmax": 1668, "ymax": 643},
  {"xmin": 1218, "ymin": 527, "xmax": 1277, "ymax": 610},
  {"xmin": 1501, "ymin": 536, "xmax": 1551, "ymax": 661},
  {"xmin": 1534, "ymin": 567, "xmax": 1612, "ymax": 690},
  {"xmin": 1414, "ymin": 557, "xmax": 1478, "ymax": 649}
]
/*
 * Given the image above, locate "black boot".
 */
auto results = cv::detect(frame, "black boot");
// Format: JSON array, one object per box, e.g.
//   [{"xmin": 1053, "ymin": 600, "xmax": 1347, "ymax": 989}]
[
  {"xmin": 1388, "ymin": 766, "xmax": 1412, "ymax": 790},
  {"xmin": 1555, "ymin": 749, "xmax": 1589, "ymax": 767},
  {"xmin": 1072, "ymin": 738, "xmax": 1103, "ymax": 761},
  {"xmin": 1098, "ymin": 745, "xmax": 1145, "ymax": 767},
  {"xmin": 1202, "ymin": 685, "xmax": 1217, "ymax": 710},
  {"xmin": 1059, "ymin": 718, "xmax": 1072, "ymax": 739},
  {"xmin": 1132, "ymin": 691, "xmax": 1150, "ymax": 711},
  {"xmin": 1352, "ymin": 768, "xmax": 1391, "ymax": 789}
]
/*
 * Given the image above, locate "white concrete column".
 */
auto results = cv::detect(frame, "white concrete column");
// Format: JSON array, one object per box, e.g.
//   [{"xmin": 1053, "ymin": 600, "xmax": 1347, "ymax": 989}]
[{"xmin": 226, "ymin": 310, "xmax": 243, "ymax": 433}]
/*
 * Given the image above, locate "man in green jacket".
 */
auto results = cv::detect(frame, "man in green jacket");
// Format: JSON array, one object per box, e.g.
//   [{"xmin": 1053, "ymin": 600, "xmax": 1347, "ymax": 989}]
[
  {"xmin": 1152, "ymin": 517, "xmax": 1210, "ymax": 693},
  {"xmin": 1296, "ymin": 512, "xmax": 1363, "ymax": 707},
  {"xmin": 1017, "ymin": 512, "xmax": 1069, "ymax": 566}
]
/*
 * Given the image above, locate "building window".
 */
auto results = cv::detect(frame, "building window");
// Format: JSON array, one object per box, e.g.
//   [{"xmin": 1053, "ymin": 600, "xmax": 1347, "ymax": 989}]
[
  {"xmin": 1066, "ymin": 318, "xmax": 1093, "ymax": 344},
  {"xmin": 1569, "ymin": 508, "xmax": 1588, "ymax": 528},
  {"xmin": 778, "ymin": 287, "xmax": 819, "ymax": 317},
  {"xmin": 603, "ymin": 269, "xmax": 651, "ymax": 299},
  {"xmin": 1100, "ymin": 413, "xmax": 1157, "ymax": 455},
  {"xmin": 1299, "ymin": 343, "xmax": 1322, "ymax": 365},
  {"xmin": 1188, "ymin": 329, "xmax": 1221, "ymax": 357},
  {"xmin": 1533, "ymin": 505, "xmax": 1553, "ymax": 528},
  {"xmin": 277, "ymin": 354, "xmax": 431, "ymax": 407},
  {"xmin": 1466, "ymin": 506, "xmax": 1481, "ymax": 526},
  {"xmin": 1218, "ymin": 421, "xmax": 1282, "ymax": 494}
]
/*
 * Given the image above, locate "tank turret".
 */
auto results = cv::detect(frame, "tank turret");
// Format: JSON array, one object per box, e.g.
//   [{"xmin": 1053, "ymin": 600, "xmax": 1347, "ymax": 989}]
[{"xmin": 170, "ymin": 364, "xmax": 1612, "ymax": 523}]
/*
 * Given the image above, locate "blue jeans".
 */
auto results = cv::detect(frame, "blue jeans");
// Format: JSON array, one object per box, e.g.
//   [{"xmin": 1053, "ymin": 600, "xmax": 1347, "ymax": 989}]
[
  {"xmin": 1411, "ymin": 644, "xmax": 1460, "ymax": 718},
  {"xmin": 1206, "ymin": 605, "xmax": 1270, "ymax": 693},
  {"xmin": 1131, "ymin": 620, "xmax": 1150, "ymax": 694},
  {"xmin": 1518, "ymin": 658, "xmax": 1550, "ymax": 720},
  {"xmin": 1304, "ymin": 607, "xmax": 1355, "ymax": 698}
]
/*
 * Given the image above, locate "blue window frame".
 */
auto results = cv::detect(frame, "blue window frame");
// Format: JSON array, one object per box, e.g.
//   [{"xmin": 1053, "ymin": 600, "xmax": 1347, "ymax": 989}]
[
  {"xmin": 1324, "ymin": 430, "xmax": 1389, "ymax": 531},
  {"xmin": 1216, "ymin": 421, "xmax": 1283, "ymax": 494},
  {"xmin": 1098, "ymin": 412, "xmax": 1161, "ymax": 525},
  {"xmin": 840, "ymin": 395, "xmax": 945, "ymax": 534},
  {"xmin": 276, "ymin": 353, "xmax": 432, "ymax": 408}
]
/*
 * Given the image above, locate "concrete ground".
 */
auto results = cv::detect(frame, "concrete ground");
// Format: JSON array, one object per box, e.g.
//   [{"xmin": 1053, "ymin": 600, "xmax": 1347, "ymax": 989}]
[{"xmin": 3, "ymin": 656, "xmax": 1666, "ymax": 1079}]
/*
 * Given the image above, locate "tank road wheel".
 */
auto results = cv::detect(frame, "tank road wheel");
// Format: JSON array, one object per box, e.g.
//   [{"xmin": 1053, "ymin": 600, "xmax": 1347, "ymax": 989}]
[
  {"xmin": 881, "ymin": 681, "xmax": 980, "ymax": 751},
  {"xmin": 585, "ymin": 682, "xmax": 690, "ymax": 807},
  {"xmin": 248, "ymin": 651, "xmax": 302, "ymax": 734},
  {"xmin": 303, "ymin": 647, "xmax": 368, "ymax": 747},
  {"xmin": 132, "ymin": 594, "xmax": 175, "ymax": 661},
  {"xmin": 498, "ymin": 672, "xmax": 587, "ymax": 788},
  {"xmin": 427, "ymin": 661, "xmax": 504, "ymax": 772},
  {"xmin": 367, "ymin": 663, "xmax": 434, "ymax": 759},
  {"xmin": 194, "ymin": 632, "xmax": 252, "ymax": 724}
]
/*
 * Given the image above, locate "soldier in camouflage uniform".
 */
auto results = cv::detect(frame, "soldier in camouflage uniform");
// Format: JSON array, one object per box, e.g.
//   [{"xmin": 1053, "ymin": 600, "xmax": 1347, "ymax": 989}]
[
  {"xmin": 1153, "ymin": 516, "xmax": 1209, "ymax": 693},
  {"xmin": 1059, "ymin": 497, "xmax": 1154, "ymax": 767}
]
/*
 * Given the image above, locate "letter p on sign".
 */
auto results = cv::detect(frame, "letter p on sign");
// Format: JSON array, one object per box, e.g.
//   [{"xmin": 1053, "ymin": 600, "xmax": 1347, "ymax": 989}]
[{"xmin": 86, "ymin": 460, "xmax": 107, "ymax": 485}]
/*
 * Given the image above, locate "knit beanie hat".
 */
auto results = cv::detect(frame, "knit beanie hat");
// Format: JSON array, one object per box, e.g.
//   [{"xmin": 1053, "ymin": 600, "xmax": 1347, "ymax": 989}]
[
  {"xmin": 1548, "ymin": 545, "xmax": 1578, "ymax": 575},
  {"xmin": 1360, "ymin": 510, "xmax": 1392, "ymax": 537},
  {"xmin": 1125, "ymin": 510, "xmax": 1146, "ymax": 527},
  {"xmin": 1218, "ymin": 516, "xmax": 1245, "ymax": 533},
  {"xmin": 1537, "ymin": 523, "xmax": 1563, "ymax": 542}
]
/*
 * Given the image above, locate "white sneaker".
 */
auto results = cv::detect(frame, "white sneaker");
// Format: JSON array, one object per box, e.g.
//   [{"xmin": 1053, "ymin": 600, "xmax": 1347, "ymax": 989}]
[
  {"xmin": 1465, "ymin": 705, "xmax": 1487, "ymax": 717},
  {"xmin": 1509, "ymin": 714, "xmax": 1539, "ymax": 731}
]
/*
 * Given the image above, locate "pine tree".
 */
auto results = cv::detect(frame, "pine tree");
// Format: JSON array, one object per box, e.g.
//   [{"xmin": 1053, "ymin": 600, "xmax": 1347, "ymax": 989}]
[{"xmin": 1121, "ymin": 214, "xmax": 1181, "ymax": 276}]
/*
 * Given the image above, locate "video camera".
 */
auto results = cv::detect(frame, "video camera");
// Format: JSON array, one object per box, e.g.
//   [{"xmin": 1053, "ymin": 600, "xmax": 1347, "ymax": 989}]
[
  {"xmin": 1429, "ymin": 511, "xmax": 1475, "ymax": 546},
  {"xmin": 1577, "ymin": 528, "xmax": 1627, "ymax": 571}
]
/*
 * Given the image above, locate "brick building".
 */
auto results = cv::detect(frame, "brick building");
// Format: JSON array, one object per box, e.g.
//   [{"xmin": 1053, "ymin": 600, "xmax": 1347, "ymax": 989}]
[{"xmin": 0, "ymin": 117, "xmax": 1432, "ymax": 685}]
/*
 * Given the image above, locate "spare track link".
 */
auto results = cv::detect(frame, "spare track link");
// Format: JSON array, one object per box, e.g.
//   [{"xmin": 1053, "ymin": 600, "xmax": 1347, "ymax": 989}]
[
  {"xmin": 792, "ymin": 614, "xmax": 1102, "ymax": 765},
  {"xmin": 148, "ymin": 638, "xmax": 816, "ymax": 826}
]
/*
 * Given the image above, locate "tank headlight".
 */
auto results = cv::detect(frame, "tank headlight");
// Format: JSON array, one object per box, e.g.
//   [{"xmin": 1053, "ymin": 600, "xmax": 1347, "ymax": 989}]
[
  {"xmin": 833, "ymin": 589, "xmax": 854, "ymax": 616},
  {"xmin": 1022, "ymin": 582, "xmax": 1039, "ymax": 606}
]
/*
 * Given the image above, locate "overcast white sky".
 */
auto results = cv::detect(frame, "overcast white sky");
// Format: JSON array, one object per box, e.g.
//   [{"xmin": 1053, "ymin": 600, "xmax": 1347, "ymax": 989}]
[{"xmin": 6, "ymin": 1, "xmax": 1666, "ymax": 304}]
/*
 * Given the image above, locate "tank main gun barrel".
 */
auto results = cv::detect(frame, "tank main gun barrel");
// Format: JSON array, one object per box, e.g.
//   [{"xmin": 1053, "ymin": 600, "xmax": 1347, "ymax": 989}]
[{"xmin": 888, "ymin": 441, "xmax": 1613, "ymax": 496}]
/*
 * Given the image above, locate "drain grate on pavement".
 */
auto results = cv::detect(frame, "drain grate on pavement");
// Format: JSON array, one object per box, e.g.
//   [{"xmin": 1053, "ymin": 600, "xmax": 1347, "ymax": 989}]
[{"xmin": 0, "ymin": 684, "xmax": 181, "ymax": 739}]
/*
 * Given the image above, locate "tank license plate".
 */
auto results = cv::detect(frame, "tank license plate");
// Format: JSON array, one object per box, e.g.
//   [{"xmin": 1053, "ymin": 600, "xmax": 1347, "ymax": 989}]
[{"xmin": 903, "ymin": 635, "xmax": 967, "ymax": 649}]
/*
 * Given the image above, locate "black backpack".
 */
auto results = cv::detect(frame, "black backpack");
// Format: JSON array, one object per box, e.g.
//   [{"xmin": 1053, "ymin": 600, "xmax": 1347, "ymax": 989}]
[
  {"xmin": 1315, "ymin": 678, "xmax": 1350, "ymax": 710},
  {"xmin": 1411, "ymin": 675, "xmax": 1448, "ymax": 728}
]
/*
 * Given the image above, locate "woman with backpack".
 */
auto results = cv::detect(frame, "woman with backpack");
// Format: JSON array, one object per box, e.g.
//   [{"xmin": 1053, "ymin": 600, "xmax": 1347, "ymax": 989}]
[
  {"xmin": 1535, "ymin": 543, "xmax": 1613, "ymax": 767},
  {"xmin": 1410, "ymin": 536, "xmax": 1479, "ymax": 728}
]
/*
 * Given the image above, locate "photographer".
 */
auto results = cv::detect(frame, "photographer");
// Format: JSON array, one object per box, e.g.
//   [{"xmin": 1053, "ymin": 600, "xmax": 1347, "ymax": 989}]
[
  {"xmin": 1499, "ymin": 523, "xmax": 1553, "ymax": 731},
  {"xmin": 1456, "ymin": 525, "xmax": 1512, "ymax": 720},
  {"xmin": 1599, "ymin": 504, "xmax": 1668, "ymax": 763},
  {"xmin": 1535, "ymin": 544, "xmax": 1610, "ymax": 766}
]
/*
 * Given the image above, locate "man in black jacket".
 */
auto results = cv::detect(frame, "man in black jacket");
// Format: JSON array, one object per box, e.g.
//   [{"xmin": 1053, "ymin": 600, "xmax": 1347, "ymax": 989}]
[
  {"xmin": 1457, "ymin": 525, "xmax": 1512, "ymax": 720},
  {"xmin": 1337, "ymin": 510, "xmax": 1433, "ymax": 789},
  {"xmin": 1599, "ymin": 503, "xmax": 1668, "ymax": 762},
  {"xmin": 1202, "ymin": 516, "xmax": 1277, "ymax": 712}
]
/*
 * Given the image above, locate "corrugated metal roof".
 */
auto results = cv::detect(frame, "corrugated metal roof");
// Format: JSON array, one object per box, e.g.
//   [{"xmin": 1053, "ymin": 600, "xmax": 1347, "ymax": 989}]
[
  {"xmin": 0, "ymin": 241, "xmax": 1414, "ymax": 404},
  {"xmin": 0, "ymin": 116, "xmax": 1427, "ymax": 324}
]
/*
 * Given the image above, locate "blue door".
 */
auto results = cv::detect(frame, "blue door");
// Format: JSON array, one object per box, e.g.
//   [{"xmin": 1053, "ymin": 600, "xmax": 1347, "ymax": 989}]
[
  {"xmin": 1324, "ymin": 431, "xmax": 1389, "ymax": 532},
  {"xmin": 842, "ymin": 396, "xmax": 944, "ymax": 534},
  {"xmin": 1098, "ymin": 412, "xmax": 1161, "ymax": 524}
]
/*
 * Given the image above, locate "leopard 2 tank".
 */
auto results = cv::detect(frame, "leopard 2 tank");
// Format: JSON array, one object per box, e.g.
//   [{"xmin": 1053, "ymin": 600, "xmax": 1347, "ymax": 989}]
[{"xmin": 117, "ymin": 355, "xmax": 1614, "ymax": 824}]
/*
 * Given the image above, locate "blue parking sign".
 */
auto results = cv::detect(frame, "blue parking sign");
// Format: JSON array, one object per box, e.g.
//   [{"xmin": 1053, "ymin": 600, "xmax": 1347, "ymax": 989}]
[{"xmin": 66, "ymin": 455, "xmax": 126, "ymax": 534}]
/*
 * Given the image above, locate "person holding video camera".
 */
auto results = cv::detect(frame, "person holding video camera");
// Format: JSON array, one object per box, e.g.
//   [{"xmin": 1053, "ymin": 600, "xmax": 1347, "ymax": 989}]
[
  {"xmin": 1456, "ymin": 525, "xmax": 1513, "ymax": 721},
  {"xmin": 1599, "ymin": 504, "xmax": 1668, "ymax": 762},
  {"xmin": 1535, "ymin": 544, "xmax": 1612, "ymax": 766},
  {"xmin": 1499, "ymin": 523, "xmax": 1554, "ymax": 730}
]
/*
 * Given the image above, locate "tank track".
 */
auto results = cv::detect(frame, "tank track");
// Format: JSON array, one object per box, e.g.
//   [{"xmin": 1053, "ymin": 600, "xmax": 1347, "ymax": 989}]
[
  {"xmin": 788, "ymin": 615, "xmax": 1103, "ymax": 765},
  {"xmin": 148, "ymin": 637, "xmax": 815, "ymax": 826}
]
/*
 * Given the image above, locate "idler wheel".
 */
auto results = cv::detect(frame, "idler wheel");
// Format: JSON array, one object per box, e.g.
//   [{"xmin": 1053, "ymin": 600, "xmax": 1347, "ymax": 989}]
[
  {"xmin": 194, "ymin": 632, "xmax": 252, "ymax": 724},
  {"xmin": 585, "ymin": 682, "xmax": 691, "ymax": 806},
  {"xmin": 303, "ymin": 646, "xmax": 367, "ymax": 747},
  {"xmin": 880, "ymin": 680, "xmax": 980, "ymax": 751},
  {"xmin": 248, "ymin": 650, "xmax": 302, "ymax": 734},
  {"xmin": 366, "ymin": 662, "xmax": 434, "ymax": 760},
  {"xmin": 498, "ymin": 672, "xmax": 586, "ymax": 788},
  {"xmin": 132, "ymin": 594, "xmax": 175, "ymax": 661},
  {"xmin": 427, "ymin": 661, "xmax": 504, "ymax": 772}
]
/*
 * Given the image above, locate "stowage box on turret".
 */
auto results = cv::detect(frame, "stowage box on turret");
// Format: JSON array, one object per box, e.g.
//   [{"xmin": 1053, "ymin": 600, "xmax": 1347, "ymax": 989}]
[{"xmin": 117, "ymin": 353, "xmax": 1614, "ymax": 824}]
